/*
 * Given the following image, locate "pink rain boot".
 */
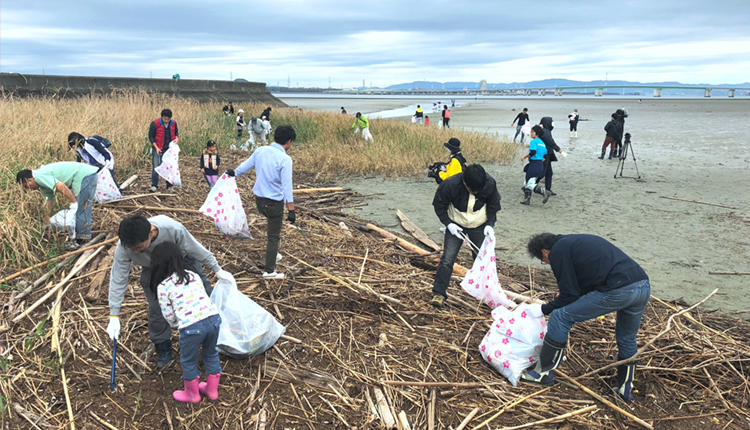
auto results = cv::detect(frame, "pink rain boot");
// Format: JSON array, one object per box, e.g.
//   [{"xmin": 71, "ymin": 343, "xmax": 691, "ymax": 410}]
[
  {"xmin": 198, "ymin": 373, "xmax": 221, "ymax": 401},
  {"xmin": 173, "ymin": 377, "xmax": 201, "ymax": 403}
]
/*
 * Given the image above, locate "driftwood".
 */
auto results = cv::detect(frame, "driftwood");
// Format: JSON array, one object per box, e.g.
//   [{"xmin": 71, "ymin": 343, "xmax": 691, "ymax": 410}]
[
  {"xmin": 1, "ymin": 234, "xmax": 114, "ymax": 284},
  {"xmin": 118, "ymin": 174, "xmax": 138, "ymax": 190},
  {"xmin": 102, "ymin": 204, "xmax": 201, "ymax": 214},
  {"xmin": 660, "ymin": 196, "xmax": 740, "ymax": 210},
  {"xmin": 373, "ymin": 387, "xmax": 397, "ymax": 429},
  {"xmin": 85, "ymin": 246, "xmax": 116, "ymax": 302},
  {"xmin": 709, "ymin": 271, "xmax": 750, "ymax": 276},
  {"xmin": 293, "ymin": 187, "xmax": 345, "ymax": 194},
  {"xmin": 396, "ymin": 210, "xmax": 441, "ymax": 252}
]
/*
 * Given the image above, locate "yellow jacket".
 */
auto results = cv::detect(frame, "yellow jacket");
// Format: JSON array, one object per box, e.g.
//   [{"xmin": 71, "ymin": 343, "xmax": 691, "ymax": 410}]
[{"xmin": 438, "ymin": 157, "xmax": 463, "ymax": 181}]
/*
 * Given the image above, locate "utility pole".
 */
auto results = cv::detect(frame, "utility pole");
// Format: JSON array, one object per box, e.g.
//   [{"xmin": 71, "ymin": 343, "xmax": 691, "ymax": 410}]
[{"xmin": 230, "ymin": 71, "xmax": 233, "ymax": 80}]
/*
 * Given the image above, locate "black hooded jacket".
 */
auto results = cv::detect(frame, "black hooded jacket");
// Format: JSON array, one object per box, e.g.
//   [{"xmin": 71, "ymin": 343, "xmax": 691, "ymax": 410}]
[
  {"xmin": 433, "ymin": 172, "xmax": 501, "ymax": 228},
  {"xmin": 539, "ymin": 116, "xmax": 561, "ymax": 162}
]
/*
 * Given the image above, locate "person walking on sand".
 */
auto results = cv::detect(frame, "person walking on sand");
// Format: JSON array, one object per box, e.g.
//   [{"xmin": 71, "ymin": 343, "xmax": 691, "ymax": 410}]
[
  {"xmin": 106, "ymin": 214, "xmax": 233, "ymax": 373},
  {"xmin": 415, "ymin": 105, "xmax": 424, "ymax": 125},
  {"xmin": 200, "ymin": 140, "xmax": 220, "ymax": 188},
  {"xmin": 430, "ymin": 164, "xmax": 501, "ymax": 307},
  {"xmin": 228, "ymin": 125, "xmax": 297, "ymax": 280},
  {"xmin": 236, "ymin": 109, "xmax": 246, "ymax": 141},
  {"xmin": 149, "ymin": 242, "xmax": 224, "ymax": 403},
  {"xmin": 442, "ymin": 105, "xmax": 451, "ymax": 129},
  {"xmin": 600, "ymin": 114, "xmax": 621, "ymax": 159},
  {"xmin": 351, "ymin": 112, "xmax": 374, "ymax": 142},
  {"xmin": 511, "ymin": 108, "xmax": 530, "ymax": 143},
  {"xmin": 17, "ymin": 162, "xmax": 98, "ymax": 246},
  {"xmin": 520, "ymin": 233, "xmax": 650, "ymax": 404},
  {"xmin": 538, "ymin": 117, "xmax": 565, "ymax": 197},
  {"xmin": 520, "ymin": 125, "xmax": 550, "ymax": 205},
  {"xmin": 148, "ymin": 109, "xmax": 179, "ymax": 192},
  {"xmin": 568, "ymin": 109, "xmax": 579, "ymax": 138}
]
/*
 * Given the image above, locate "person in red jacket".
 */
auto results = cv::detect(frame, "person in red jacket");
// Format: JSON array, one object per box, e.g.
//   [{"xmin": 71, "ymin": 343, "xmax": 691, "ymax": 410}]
[{"xmin": 148, "ymin": 109, "xmax": 179, "ymax": 192}]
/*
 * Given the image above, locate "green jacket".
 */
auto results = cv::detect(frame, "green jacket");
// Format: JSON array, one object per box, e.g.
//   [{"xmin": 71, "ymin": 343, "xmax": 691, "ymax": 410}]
[{"xmin": 351, "ymin": 115, "xmax": 370, "ymax": 129}]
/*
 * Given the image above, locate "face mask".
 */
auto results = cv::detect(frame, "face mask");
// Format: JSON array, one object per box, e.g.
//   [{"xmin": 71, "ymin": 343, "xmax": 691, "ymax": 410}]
[{"xmin": 551, "ymin": 121, "xmax": 555, "ymax": 128}]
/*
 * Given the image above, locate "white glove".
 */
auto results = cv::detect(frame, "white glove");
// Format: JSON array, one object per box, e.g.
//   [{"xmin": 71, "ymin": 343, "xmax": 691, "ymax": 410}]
[
  {"xmin": 527, "ymin": 304, "xmax": 545, "ymax": 318},
  {"xmin": 215, "ymin": 269, "xmax": 234, "ymax": 282},
  {"xmin": 69, "ymin": 202, "xmax": 79, "ymax": 211},
  {"xmin": 446, "ymin": 223, "xmax": 463, "ymax": 238},
  {"xmin": 106, "ymin": 316, "xmax": 121, "ymax": 341},
  {"xmin": 559, "ymin": 151, "xmax": 568, "ymax": 158},
  {"xmin": 484, "ymin": 225, "xmax": 494, "ymax": 237}
]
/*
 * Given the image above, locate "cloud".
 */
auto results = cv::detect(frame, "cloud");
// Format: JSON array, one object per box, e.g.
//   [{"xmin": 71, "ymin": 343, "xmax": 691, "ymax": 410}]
[{"xmin": 1, "ymin": 0, "xmax": 749, "ymax": 86}]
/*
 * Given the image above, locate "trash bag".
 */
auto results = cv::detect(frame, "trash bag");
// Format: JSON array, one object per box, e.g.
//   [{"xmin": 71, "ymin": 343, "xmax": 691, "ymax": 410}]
[
  {"xmin": 460, "ymin": 235, "xmax": 513, "ymax": 309},
  {"xmin": 154, "ymin": 142, "xmax": 181, "ymax": 187},
  {"xmin": 210, "ymin": 275, "xmax": 285, "ymax": 358},
  {"xmin": 50, "ymin": 203, "xmax": 78, "ymax": 239},
  {"xmin": 479, "ymin": 303, "xmax": 547, "ymax": 386},
  {"xmin": 199, "ymin": 173, "xmax": 253, "ymax": 239},
  {"xmin": 521, "ymin": 122, "xmax": 532, "ymax": 137},
  {"xmin": 411, "ymin": 116, "xmax": 417, "ymax": 124},
  {"xmin": 94, "ymin": 169, "xmax": 122, "ymax": 203}
]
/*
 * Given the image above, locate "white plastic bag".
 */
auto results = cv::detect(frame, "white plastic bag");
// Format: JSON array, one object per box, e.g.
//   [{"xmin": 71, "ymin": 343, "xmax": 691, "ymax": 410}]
[
  {"xmin": 94, "ymin": 169, "xmax": 122, "ymax": 203},
  {"xmin": 50, "ymin": 203, "xmax": 78, "ymax": 239},
  {"xmin": 411, "ymin": 116, "xmax": 417, "ymax": 124},
  {"xmin": 479, "ymin": 304, "xmax": 547, "ymax": 386},
  {"xmin": 460, "ymin": 235, "xmax": 513, "ymax": 309},
  {"xmin": 199, "ymin": 173, "xmax": 253, "ymax": 239},
  {"xmin": 154, "ymin": 141, "xmax": 181, "ymax": 187},
  {"xmin": 211, "ymin": 275, "xmax": 286, "ymax": 358},
  {"xmin": 521, "ymin": 122, "xmax": 532, "ymax": 137}
]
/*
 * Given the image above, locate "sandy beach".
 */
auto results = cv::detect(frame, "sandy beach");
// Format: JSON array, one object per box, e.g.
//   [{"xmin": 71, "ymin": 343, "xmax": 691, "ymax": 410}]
[{"xmin": 280, "ymin": 95, "xmax": 750, "ymax": 313}]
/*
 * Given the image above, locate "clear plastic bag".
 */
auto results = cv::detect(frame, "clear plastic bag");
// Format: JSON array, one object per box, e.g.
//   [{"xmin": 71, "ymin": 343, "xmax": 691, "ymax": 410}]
[
  {"xmin": 50, "ymin": 203, "xmax": 77, "ymax": 239},
  {"xmin": 199, "ymin": 173, "xmax": 253, "ymax": 239},
  {"xmin": 479, "ymin": 303, "xmax": 547, "ymax": 386},
  {"xmin": 154, "ymin": 142, "xmax": 182, "ymax": 187},
  {"xmin": 460, "ymin": 235, "xmax": 513, "ymax": 309},
  {"xmin": 211, "ymin": 276, "xmax": 286, "ymax": 358},
  {"xmin": 94, "ymin": 169, "xmax": 122, "ymax": 203}
]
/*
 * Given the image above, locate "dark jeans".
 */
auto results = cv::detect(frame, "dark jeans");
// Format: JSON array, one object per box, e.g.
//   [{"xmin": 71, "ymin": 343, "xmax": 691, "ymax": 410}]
[
  {"xmin": 547, "ymin": 279, "xmax": 651, "ymax": 359},
  {"xmin": 432, "ymin": 225, "xmax": 485, "ymax": 297},
  {"xmin": 140, "ymin": 254, "xmax": 213, "ymax": 344},
  {"xmin": 514, "ymin": 125, "xmax": 525, "ymax": 143},
  {"xmin": 443, "ymin": 117, "xmax": 450, "ymax": 128},
  {"xmin": 179, "ymin": 314, "xmax": 222, "ymax": 380},
  {"xmin": 75, "ymin": 173, "xmax": 97, "ymax": 240},
  {"xmin": 150, "ymin": 148, "xmax": 172, "ymax": 189},
  {"xmin": 255, "ymin": 196, "xmax": 284, "ymax": 273}
]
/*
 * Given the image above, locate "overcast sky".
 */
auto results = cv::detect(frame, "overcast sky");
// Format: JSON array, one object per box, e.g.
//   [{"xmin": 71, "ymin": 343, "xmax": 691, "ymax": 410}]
[{"xmin": 2, "ymin": 0, "xmax": 749, "ymax": 87}]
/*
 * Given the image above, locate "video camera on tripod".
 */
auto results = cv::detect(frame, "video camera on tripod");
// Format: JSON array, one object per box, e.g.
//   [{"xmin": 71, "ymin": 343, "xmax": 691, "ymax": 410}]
[{"xmin": 614, "ymin": 132, "xmax": 641, "ymax": 179}]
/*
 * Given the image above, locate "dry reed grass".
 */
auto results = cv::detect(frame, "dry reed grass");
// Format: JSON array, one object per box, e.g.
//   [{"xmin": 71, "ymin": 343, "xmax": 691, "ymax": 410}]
[{"xmin": 0, "ymin": 92, "xmax": 513, "ymax": 275}]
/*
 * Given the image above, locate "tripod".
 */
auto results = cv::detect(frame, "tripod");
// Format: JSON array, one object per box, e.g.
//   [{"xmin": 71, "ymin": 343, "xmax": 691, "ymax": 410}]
[{"xmin": 614, "ymin": 133, "xmax": 641, "ymax": 179}]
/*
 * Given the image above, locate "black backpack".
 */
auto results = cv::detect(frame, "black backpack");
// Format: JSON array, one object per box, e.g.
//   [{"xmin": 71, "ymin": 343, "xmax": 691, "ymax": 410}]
[{"xmin": 89, "ymin": 135, "xmax": 112, "ymax": 148}]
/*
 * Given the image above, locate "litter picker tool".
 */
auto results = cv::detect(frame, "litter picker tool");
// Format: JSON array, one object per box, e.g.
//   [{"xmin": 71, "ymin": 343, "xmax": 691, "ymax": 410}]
[{"xmin": 110, "ymin": 338, "xmax": 117, "ymax": 392}]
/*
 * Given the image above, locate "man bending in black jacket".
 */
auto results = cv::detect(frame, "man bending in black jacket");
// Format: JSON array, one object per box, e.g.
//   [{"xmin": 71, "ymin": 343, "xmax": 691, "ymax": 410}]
[
  {"xmin": 431, "ymin": 164, "xmax": 501, "ymax": 307},
  {"xmin": 520, "ymin": 233, "xmax": 650, "ymax": 403}
]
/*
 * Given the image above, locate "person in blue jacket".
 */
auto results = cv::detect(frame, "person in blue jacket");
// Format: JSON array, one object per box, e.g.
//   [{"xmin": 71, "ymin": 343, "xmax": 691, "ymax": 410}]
[{"xmin": 520, "ymin": 125, "xmax": 549, "ymax": 205}]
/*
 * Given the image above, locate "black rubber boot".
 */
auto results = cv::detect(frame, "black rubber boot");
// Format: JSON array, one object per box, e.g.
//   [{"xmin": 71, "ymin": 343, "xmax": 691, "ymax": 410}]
[
  {"xmin": 616, "ymin": 360, "xmax": 636, "ymax": 403},
  {"xmin": 520, "ymin": 189, "xmax": 531, "ymax": 205},
  {"xmin": 154, "ymin": 340, "xmax": 174, "ymax": 373},
  {"xmin": 608, "ymin": 150, "xmax": 615, "ymax": 159},
  {"xmin": 598, "ymin": 149, "xmax": 606, "ymax": 159},
  {"xmin": 520, "ymin": 335, "xmax": 566, "ymax": 385}
]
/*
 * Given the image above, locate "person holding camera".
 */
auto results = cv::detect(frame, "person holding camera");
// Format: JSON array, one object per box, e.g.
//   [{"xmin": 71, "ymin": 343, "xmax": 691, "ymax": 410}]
[
  {"xmin": 228, "ymin": 125, "xmax": 297, "ymax": 280},
  {"xmin": 427, "ymin": 138, "xmax": 467, "ymax": 184}
]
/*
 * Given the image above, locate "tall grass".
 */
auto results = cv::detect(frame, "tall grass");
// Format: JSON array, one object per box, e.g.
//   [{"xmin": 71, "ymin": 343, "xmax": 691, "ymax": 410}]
[{"xmin": 0, "ymin": 92, "xmax": 515, "ymax": 273}]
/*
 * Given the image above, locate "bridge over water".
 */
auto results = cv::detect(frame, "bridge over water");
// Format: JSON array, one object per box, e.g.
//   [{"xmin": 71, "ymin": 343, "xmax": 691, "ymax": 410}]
[{"xmin": 341, "ymin": 85, "xmax": 750, "ymax": 98}]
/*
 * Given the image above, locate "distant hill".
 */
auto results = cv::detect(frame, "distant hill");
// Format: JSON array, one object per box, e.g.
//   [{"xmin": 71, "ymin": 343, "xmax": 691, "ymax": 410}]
[{"xmin": 387, "ymin": 79, "xmax": 750, "ymax": 96}]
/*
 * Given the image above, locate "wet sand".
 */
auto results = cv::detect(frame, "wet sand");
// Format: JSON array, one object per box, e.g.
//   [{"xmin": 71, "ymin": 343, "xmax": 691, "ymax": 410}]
[{"xmin": 280, "ymin": 95, "xmax": 750, "ymax": 312}]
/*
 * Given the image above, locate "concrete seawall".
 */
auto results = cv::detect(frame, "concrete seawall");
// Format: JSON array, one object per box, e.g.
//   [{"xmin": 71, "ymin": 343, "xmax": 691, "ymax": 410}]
[{"xmin": 0, "ymin": 73, "xmax": 286, "ymax": 106}]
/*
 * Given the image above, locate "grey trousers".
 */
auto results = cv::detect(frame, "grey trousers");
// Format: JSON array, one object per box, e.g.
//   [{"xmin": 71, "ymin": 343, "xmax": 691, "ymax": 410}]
[
  {"xmin": 255, "ymin": 196, "xmax": 284, "ymax": 273},
  {"xmin": 139, "ymin": 254, "xmax": 212, "ymax": 344}
]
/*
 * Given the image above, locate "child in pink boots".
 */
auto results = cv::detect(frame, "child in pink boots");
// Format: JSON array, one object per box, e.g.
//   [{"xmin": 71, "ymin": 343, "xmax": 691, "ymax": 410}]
[{"xmin": 149, "ymin": 242, "xmax": 222, "ymax": 403}]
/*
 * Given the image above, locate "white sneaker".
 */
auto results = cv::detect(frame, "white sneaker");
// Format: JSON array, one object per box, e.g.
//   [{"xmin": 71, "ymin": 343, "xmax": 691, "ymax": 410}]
[
  {"xmin": 262, "ymin": 272, "xmax": 285, "ymax": 280},
  {"xmin": 149, "ymin": 186, "xmax": 157, "ymax": 192},
  {"xmin": 276, "ymin": 253, "xmax": 283, "ymax": 262}
]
